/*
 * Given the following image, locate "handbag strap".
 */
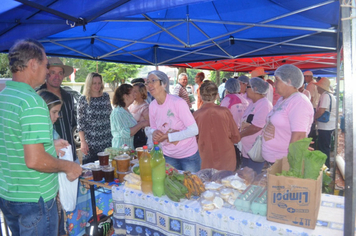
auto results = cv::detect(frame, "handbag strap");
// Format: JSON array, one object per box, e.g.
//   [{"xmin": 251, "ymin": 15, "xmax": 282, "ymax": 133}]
[{"xmin": 326, "ymin": 93, "xmax": 332, "ymax": 112}]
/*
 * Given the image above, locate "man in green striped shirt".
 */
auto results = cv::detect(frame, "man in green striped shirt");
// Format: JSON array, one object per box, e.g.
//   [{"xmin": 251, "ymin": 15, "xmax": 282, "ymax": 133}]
[{"xmin": 0, "ymin": 39, "xmax": 82, "ymax": 236}]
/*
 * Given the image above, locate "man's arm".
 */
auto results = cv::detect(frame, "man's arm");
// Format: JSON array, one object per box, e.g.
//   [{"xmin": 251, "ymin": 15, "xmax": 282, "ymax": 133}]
[{"xmin": 24, "ymin": 143, "xmax": 82, "ymax": 181}]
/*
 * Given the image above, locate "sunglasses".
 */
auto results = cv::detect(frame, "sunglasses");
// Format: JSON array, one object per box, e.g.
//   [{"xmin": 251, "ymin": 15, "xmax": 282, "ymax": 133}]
[{"xmin": 247, "ymin": 85, "xmax": 251, "ymax": 88}]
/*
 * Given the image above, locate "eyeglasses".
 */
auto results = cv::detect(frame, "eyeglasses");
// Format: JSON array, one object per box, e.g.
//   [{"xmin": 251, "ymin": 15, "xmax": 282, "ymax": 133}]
[
  {"xmin": 247, "ymin": 85, "xmax": 251, "ymax": 88},
  {"xmin": 145, "ymin": 79, "xmax": 160, "ymax": 85}
]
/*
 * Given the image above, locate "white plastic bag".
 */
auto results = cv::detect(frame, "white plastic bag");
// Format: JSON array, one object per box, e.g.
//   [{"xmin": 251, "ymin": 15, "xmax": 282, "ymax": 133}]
[
  {"xmin": 247, "ymin": 135, "xmax": 264, "ymax": 162},
  {"xmin": 58, "ymin": 145, "xmax": 78, "ymax": 211},
  {"xmin": 145, "ymin": 127, "xmax": 154, "ymax": 150}
]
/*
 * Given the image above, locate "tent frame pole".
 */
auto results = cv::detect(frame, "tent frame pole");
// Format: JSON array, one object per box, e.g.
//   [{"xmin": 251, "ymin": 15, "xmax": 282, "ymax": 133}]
[{"xmin": 341, "ymin": 2, "xmax": 356, "ymax": 235}]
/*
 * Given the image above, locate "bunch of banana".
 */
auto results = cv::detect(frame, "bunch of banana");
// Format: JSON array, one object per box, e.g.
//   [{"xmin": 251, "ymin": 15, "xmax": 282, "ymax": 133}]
[
  {"xmin": 164, "ymin": 174, "xmax": 188, "ymax": 202},
  {"xmin": 183, "ymin": 171, "xmax": 206, "ymax": 199}
]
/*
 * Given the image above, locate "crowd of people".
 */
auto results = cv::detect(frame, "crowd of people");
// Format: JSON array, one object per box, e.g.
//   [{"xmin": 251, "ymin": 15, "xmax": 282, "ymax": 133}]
[{"xmin": 0, "ymin": 38, "xmax": 337, "ymax": 235}]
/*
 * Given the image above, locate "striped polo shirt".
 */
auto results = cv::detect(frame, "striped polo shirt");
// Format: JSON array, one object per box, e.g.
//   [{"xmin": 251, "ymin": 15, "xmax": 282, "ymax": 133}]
[{"xmin": 0, "ymin": 81, "xmax": 58, "ymax": 202}]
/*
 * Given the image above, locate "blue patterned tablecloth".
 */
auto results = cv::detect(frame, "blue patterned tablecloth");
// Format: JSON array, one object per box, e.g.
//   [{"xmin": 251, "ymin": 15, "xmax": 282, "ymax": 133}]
[
  {"xmin": 112, "ymin": 186, "xmax": 345, "ymax": 236},
  {"xmin": 66, "ymin": 182, "xmax": 115, "ymax": 235}
]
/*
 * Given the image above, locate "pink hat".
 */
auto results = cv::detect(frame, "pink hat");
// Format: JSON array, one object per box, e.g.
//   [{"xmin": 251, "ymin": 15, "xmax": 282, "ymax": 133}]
[
  {"xmin": 303, "ymin": 71, "xmax": 313, "ymax": 76},
  {"xmin": 250, "ymin": 67, "xmax": 267, "ymax": 77}
]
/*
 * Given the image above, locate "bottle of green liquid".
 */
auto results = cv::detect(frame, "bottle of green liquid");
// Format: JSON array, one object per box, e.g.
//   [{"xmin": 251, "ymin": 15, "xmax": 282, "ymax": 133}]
[{"xmin": 150, "ymin": 146, "xmax": 166, "ymax": 197}]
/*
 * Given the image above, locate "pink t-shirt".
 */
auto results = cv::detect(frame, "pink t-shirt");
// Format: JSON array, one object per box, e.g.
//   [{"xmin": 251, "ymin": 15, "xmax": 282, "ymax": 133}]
[
  {"xmin": 149, "ymin": 94, "xmax": 198, "ymax": 158},
  {"xmin": 240, "ymin": 97, "xmax": 272, "ymax": 157},
  {"xmin": 262, "ymin": 92, "xmax": 314, "ymax": 163},
  {"xmin": 220, "ymin": 94, "xmax": 249, "ymax": 129},
  {"xmin": 241, "ymin": 93, "xmax": 252, "ymax": 105}
]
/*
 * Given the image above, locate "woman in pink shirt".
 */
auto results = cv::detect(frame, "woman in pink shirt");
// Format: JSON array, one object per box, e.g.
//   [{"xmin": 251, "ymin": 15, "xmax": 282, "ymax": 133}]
[
  {"xmin": 240, "ymin": 77, "xmax": 272, "ymax": 174},
  {"xmin": 262, "ymin": 65, "xmax": 314, "ymax": 163},
  {"xmin": 147, "ymin": 70, "xmax": 201, "ymax": 172},
  {"xmin": 221, "ymin": 78, "xmax": 249, "ymax": 129},
  {"xmin": 129, "ymin": 83, "xmax": 149, "ymax": 148}
]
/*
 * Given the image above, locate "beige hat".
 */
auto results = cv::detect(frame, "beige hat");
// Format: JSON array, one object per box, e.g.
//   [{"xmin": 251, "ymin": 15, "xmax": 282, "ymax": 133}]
[
  {"xmin": 48, "ymin": 57, "xmax": 74, "ymax": 78},
  {"xmin": 303, "ymin": 71, "xmax": 313, "ymax": 76},
  {"xmin": 315, "ymin": 77, "xmax": 332, "ymax": 92},
  {"xmin": 250, "ymin": 67, "xmax": 267, "ymax": 77}
]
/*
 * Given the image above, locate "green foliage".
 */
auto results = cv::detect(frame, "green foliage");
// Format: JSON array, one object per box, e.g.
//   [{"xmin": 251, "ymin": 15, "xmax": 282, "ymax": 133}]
[
  {"xmin": 186, "ymin": 68, "xmax": 201, "ymax": 85},
  {"xmin": 59, "ymin": 58, "xmax": 142, "ymax": 90},
  {"xmin": 287, "ymin": 138, "xmax": 312, "ymax": 178},
  {"xmin": 277, "ymin": 138, "xmax": 327, "ymax": 180},
  {"xmin": 322, "ymin": 172, "xmax": 332, "ymax": 193},
  {"xmin": 102, "ymin": 63, "xmax": 142, "ymax": 91},
  {"xmin": 210, "ymin": 71, "xmax": 235, "ymax": 83},
  {"xmin": 304, "ymin": 150, "xmax": 327, "ymax": 180},
  {"xmin": 0, "ymin": 53, "xmax": 11, "ymax": 78}
]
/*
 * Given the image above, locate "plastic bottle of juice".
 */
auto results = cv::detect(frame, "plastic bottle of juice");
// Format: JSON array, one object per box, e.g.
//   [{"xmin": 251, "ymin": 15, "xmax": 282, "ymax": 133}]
[
  {"xmin": 150, "ymin": 141, "xmax": 163, "ymax": 156},
  {"xmin": 139, "ymin": 146, "xmax": 152, "ymax": 194},
  {"xmin": 150, "ymin": 141, "xmax": 158, "ymax": 155},
  {"xmin": 150, "ymin": 146, "xmax": 166, "ymax": 197}
]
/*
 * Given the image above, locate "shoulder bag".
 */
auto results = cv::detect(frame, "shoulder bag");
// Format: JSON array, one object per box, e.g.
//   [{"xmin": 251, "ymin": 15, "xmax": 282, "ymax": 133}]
[{"xmin": 316, "ymin": 93, "xmax": 332, "ymax": 123}]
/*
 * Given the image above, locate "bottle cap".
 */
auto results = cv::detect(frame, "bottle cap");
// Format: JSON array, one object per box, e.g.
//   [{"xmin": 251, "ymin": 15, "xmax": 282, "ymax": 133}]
[
  {"xmin": 154, "ymin": 141, "xmax": 159, "ymax": 145},
  {"xmin": 143, "ymin": 145, "xmax": 148, "ymax": 150},
  {"xmin": 155, "ymin": 146, "xmax": 160, "ymax": 151}
]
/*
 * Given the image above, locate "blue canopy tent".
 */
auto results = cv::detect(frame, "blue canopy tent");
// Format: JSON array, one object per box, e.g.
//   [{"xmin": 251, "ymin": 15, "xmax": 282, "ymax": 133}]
[
  {"xmin": 1, "ymin": 1, "xmax": 355, "ymax": 235},
  {"xmin": 0, "ymin": 0, "xmax": 340, "ymax": 66}
]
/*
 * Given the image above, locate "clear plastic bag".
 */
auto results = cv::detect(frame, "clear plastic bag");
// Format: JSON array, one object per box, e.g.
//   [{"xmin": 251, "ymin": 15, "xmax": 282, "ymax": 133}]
[
  {"xmin": 211, "ymin": 170, "xmax": 235, "ymax": 183},
  {"xmin": 58, "ymin": 145, "xmax": 78, "ymax": 212},
  {"xmin": 196, "ymin": 168, "xmax": 219, "ymax": 183},
  {"xmin": 236, "ymin": 167, "xmax": 256, "ymax": 186}
]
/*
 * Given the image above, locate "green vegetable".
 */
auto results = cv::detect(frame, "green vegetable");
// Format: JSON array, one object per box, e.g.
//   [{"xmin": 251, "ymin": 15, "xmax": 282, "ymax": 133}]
[
  {"xmin": 277, "ymin": 137, "xmax": 326, "ymax": 180},
  {"xmin": 133, "ymin": 166, "xmax": 140, "ymax": 175},
  {"xmin": 322, "ymin": 172, "xmax": 332, "ymax": 193},
  {"xmin": 286, "ymin": 138, "xmax": 312, "ymax": 178},
  {"xmin": 304, "ymin": 150, "xmax": 327, "ymax": 180}
]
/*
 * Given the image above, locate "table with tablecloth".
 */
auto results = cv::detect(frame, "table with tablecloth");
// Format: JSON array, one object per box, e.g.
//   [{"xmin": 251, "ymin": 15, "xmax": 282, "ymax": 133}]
[
  {"xmin": 111, "ymin": 185, "xmax": 346, "ymax": 236},
  {"xmin": 66, "ymin": 181, "xmax": 116, "ymax": 236}
]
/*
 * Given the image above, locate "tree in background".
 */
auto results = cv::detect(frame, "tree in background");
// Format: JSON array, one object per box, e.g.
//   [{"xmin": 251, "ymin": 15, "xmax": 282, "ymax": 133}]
[
  {"xmin": 58, "ymin": 58, "xmax": 142, "ymax": 91},
  {"xmin": 102, "ymin": 63, "xmax": 142, "ymax": 91},
  {"xmin": 210, "ymin": 71, "xmax": 235, "ymax": 84},
  {"xmin": 0, "ymin": 54, "xmax": 11, "ymax": 78},
  {"xmin": 186, "ymin": 68, "xmax": 202, "ymax": 85}
]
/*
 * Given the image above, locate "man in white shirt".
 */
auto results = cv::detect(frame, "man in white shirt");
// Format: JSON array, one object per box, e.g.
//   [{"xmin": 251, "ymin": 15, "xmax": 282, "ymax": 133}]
[
  {"xmin": 218, "ymin": 78, "xmax": 227, "ymax": 101},
  {"xmin": 250, "ymin": 67, "xmax": 273, "ymax": 104},
  {"xmin": 314, "ymin": 77, "xmax": 336, "ymax": 168}
]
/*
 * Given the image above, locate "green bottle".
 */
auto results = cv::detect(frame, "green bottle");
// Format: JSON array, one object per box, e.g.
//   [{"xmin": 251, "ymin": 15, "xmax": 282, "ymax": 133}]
[{"xmin": 150, "ymin": 146, "xmax": 166, "ymax": 197}]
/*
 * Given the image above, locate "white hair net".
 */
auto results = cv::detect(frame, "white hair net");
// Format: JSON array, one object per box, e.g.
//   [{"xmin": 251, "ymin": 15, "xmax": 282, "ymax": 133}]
[
  {"xmin": 225, "ymin": 78, "xmax": 240, "ymax": 94},
  {"xmin": 147, "ymin": 70, "xmax": 170, "ymax": 94},
  {"xmin": 249, "ymin": 77, "xmax": 269, "ymax": 94},
  {"xmin": 237, "ymin": 75, "xmax": 249, "ymax": 84},
  {"xmin": 274, "ymin": 64, "xmax": 303, "ymax": 89}
]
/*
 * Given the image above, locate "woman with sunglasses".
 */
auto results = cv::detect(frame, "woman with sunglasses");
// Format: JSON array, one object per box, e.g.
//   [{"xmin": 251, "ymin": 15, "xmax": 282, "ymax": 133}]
[{"xmin": 146, "ymin": 70, "xmax": 201, "ymax": 172}]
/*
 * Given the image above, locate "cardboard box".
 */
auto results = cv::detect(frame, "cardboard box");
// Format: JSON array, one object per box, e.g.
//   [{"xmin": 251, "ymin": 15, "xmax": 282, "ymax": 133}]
[{"xmin": 267, "ymin": 156, "xmax": 322, "ymax": 229}]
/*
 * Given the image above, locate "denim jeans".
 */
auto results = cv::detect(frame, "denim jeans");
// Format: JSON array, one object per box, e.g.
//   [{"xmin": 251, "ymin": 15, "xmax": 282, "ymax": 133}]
[
  {"xmin": 241, "ymin": 156, "xmax": 265, "ymax": 174},
  {"xmin": 0, "ymin": 196, "xmax": 58, "ymax": 236},
  {"xmin": 318, "ymin": 129, "xmax": 334, "ymax": 168},
  {"xmin": 164, "ymin": 150, "xmax": 201, "ymax": 172}
]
